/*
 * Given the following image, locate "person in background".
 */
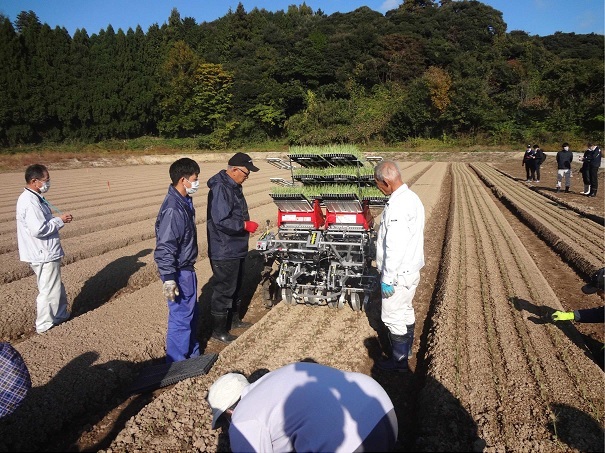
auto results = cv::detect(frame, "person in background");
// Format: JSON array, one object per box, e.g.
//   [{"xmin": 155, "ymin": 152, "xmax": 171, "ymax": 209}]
[
  {"xmin": 154, "ymin": 158, "xmax": 201, "ymax": 363},
  {"xmin": 16, "ymin": 164, "xmax": 73, "ymax": 334},
  {"xmin": 552, "ymin": 268, "xmax": 604, "ymax": 323},
  {"xmin": 579, "ymin": 146, "xmax": 592, "ymax": 195},
  {"xmin": 533, "ymin": 144, "xmax": 545, "ymax": 182},
  {"xmin": 585, "ymin": 143, "xmax": 601, "ymax": 197},
  {"xmin": 207, "ymin": 153, "xmax": 259, "ymax": 343},
  {"xmin": 373, "ymin": 160, "xmax": 425, "ymax": 373},
  {"xmin": 207, "ymin": 361, "xmax": 398, "ymax": 452},
  {"xmin": 0, "ymin": 342, "xmax": 31, "ymax": 418},
  {"xmin": 522, "ymin": 144, "xmax": 536, "ymax": 182},
  {"xmin": 555, "ymin": 142, "xmax": 574, "ymax": 193}
]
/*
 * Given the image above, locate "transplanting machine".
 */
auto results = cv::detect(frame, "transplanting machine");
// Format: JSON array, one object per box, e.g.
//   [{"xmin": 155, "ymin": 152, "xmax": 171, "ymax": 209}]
[{"xmin": 256, "ymin": 147, "xmax": 386, "ymax": 311}]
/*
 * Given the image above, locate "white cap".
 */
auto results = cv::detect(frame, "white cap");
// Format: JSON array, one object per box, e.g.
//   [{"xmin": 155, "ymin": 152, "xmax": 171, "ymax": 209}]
[{"xmin": 207, "ymin": 373, "xmax": 249, "ymax": 428}]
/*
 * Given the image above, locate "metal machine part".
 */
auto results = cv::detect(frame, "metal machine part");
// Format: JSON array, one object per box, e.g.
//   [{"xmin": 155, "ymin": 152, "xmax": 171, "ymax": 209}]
[{"xmin": 260, "ymin": 152, "xmax": 384, "ymax": 311}]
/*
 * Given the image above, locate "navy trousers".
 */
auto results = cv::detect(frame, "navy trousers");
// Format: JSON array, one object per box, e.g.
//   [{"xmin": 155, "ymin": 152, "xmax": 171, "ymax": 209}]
[
  {"xmin": 210, "ymin": 259, "xmax": 244, "ymax": 315},
  {"xmin": 166, "ymin": 269, "xmax": 200, "ymax": 363}
]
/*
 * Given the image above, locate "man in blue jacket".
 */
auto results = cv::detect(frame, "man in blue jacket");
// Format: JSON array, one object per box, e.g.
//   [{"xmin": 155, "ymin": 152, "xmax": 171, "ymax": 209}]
[
  {"xmin": 207, "ymin": 153, "xmax": 259, "ymax": 343},
  {"xmin": 154, "ymin": 158, "xmax": 201, "ymax": 363}
]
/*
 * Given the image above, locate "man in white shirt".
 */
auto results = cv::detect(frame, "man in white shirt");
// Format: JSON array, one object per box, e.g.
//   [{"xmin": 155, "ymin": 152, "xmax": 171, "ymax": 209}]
[
  {"xmin": 373, "ymin": 160, "xmax": 425, "ymax": 373},
  {"xmin": 207, "ymin": 361, "xmax": 398, "ymax": 452},
  {"xmin": 16, "ymin": 164, "xmax": 73, "ymax": 334}
]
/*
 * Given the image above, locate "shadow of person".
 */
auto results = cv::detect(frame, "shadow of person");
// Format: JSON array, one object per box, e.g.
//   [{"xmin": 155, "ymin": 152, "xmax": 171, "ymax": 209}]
[
  {"xmin": 511, "ymin": 297, "xmax": 604, "ymax": 370},
  {"xmin": 362, "ymin": 338, "xmax": 481, "ymax": 451},
  {"xmin": 363, "ymin": 277, "xmax": 391, "ymax": 357},
  {"xmin": 71, "ymin": 249, "xmax": 152, "ymax": 317},
  {"xmin": 548, "ymin": 403, "xmax": 605, "ymax": 451},
  {"xmin": 282, "ymin": 361, "xmax": 396, "ymax": 452},
  {"xmin": 197, "ymin": 278, "xmax": 214, "ymax": 351},
  {"xmin": 0, "ymin": 351, "xmax": 150, "ymax": 452}
]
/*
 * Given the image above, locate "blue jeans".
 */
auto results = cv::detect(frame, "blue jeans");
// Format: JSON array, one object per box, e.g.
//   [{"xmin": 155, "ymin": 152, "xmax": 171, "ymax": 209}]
[{"xmin": 166, "ymin": 269, "xmax": 200, "ymax": 363}]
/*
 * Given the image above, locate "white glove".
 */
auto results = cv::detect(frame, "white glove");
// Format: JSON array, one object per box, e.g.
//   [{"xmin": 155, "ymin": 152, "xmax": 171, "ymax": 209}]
[{"xmin": 163, "ymin": 280, "xmax": 180, "ymax": 302}]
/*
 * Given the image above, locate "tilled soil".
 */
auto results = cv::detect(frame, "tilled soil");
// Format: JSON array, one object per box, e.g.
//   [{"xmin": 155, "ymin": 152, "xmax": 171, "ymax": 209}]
[{"xmin": 0, "ymin": 151, "xmax": 602, "ymax": 452}]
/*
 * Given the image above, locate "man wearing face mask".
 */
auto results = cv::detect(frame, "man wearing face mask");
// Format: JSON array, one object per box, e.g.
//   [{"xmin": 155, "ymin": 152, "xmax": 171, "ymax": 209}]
[
  {"xmin": 207, "ymin": 152, "xmax": 260, "ymax": 343},
  {"xmin": 16, "ymin": 164, "xmax": 73, "ymax": 334},
  {"xmin": 154, "ymin": 158, "xmax": 201, "ymax": 363}
]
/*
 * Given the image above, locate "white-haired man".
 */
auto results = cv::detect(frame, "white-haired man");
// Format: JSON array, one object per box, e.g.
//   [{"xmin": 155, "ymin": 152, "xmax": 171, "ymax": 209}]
[{"xmin": 373, "ymin": 160, "xmax": 425, "ymax": 373}]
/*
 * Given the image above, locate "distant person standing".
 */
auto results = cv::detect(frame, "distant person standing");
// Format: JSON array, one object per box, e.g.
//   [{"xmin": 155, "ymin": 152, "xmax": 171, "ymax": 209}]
[
  {"xmin": 533, "ymin": 144, "xmax": 545, "ymax": 182},
  {"xmin": 207, "ymin": 153, "xmax": 260, "ymax": 343},
  {"xmin": 585, "ymin": 143, "xmax": 601, "ymax": 197},
  {"xmin": 154, "ymin": 158, "xmax": 201, "ymax": 363},
  {"xmin": 579, "ymin": 145, "xmax": 594, "ymax": 195},
  {"xmin": 555, "ymin": 142, "xmax": 573, "ymax": 193},
  {"xmin": 522, "ymin": 144, "xmax": 536, "ymax": 182},
  {"xmin": 16, "ymin": 164, "xmax": 73, "ymax": 334}
]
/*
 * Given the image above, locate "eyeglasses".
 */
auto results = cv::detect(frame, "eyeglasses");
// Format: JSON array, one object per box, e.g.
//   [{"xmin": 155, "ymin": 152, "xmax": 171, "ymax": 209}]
[{"xmin": 235, "ymin": 167, "xmax": 250, "ymax": 178}]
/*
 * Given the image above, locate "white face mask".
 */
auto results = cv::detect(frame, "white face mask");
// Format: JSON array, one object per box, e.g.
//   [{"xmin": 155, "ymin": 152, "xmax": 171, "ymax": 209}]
[
  {"xmin": 39, "ymin": 180, "xmax": 50, "ymax": 193},
  {"xmin": 185, "ymin": 178, "xmax": 199, "ymax": 195},
  {"xmin": 564, "ymin": 146, "xmax": 569, "ymax": 151}
]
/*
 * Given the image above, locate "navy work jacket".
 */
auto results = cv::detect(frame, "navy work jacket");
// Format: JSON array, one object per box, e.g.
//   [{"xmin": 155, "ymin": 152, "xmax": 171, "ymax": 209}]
[
  {"xmin": 154, "ymin": 185, "xmax": 198, "ymax": 282},
  {"xmin": 206, "ymin": 170, "xmax": 250, "ymax": 260}
]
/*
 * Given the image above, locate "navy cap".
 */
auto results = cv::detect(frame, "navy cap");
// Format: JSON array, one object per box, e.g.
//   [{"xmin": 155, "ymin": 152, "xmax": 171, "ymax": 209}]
[{"xmin": 228, "ymin": 153, "xmax": 259, "ymax": 172}]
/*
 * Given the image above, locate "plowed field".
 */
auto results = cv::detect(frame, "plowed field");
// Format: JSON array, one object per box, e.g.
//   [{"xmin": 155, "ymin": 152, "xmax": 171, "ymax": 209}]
[{"xmin": 0, "ymin": 152, "xmax": 602, "ymax": 452}]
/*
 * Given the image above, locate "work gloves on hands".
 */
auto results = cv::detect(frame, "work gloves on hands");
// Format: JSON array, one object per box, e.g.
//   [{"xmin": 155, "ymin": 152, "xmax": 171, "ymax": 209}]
[
  {"xmin": 163, "ymin": 280, "xmax": 180, "ymax": 302},
  {"xmin": 244, "ymin": 221, "xmax": 259, "ymax": 233},
  {"xmin": 551, "ymin": 310, "xmax": 575, "ymax": 322},
  {"xmin": 381, "ymin": 282, "xmax": 395, "ymax": 298}
]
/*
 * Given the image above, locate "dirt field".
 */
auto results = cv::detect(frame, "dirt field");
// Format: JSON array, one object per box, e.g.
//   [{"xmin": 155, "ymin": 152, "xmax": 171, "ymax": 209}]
[{"xmin": 0, "ymin": 151, "xmax": 603, "ymax": 452}]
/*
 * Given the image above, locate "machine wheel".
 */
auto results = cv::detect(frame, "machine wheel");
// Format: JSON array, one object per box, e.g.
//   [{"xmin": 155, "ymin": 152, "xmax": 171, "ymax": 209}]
[
  {"xmin": 281, "ymin": 288, "xmax": 295, "ymax": 306},
  {"xmin": 350, "ymin": 292, "xmax": 362, "ymax": 312},
  {"xmin": 328, "ymin": 293, "xmax": 346, "ymax": 309}
]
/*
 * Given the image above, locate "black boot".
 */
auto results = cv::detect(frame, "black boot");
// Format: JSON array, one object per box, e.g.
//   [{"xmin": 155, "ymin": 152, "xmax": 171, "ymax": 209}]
[
  {"xmin": 589, "ymin": 192, "xmax": 597, "ymax": 197},
  {"xmin": 564, "ymin": 187, "xmax": 570, "ymax": 193},
  {"xmin": 374, "ymin": 332, "xmax": 411, "ymax": 373},
  {"xmin": 211, "ymin": 313, "xmax": 237, "ymax": 344},
  {"xmin": 231, "ymin": 300, "xmax": 252, "ymax": 329}
]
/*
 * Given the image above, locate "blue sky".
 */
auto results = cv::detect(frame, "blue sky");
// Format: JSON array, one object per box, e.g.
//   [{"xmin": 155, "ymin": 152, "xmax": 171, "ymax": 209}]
[{"xmin": 0, "ymin": 0, "xmax": 603, "ymax": 37}]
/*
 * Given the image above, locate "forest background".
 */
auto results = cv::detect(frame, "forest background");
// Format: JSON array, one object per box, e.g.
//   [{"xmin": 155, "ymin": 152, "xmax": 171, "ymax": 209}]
[{"xmin": 0, "ymin": 0, "xmax": 603, "ymax": 155}]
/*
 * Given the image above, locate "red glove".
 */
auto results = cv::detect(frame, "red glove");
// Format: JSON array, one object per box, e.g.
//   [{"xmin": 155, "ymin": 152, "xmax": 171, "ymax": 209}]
[{"xmin": 244, "ymin": 221, "xmax": 259, "ymax": 233}]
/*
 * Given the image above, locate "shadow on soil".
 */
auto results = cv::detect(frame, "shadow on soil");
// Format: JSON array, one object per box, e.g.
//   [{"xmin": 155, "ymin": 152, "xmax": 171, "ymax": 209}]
[
  {"xmin": 548, "ymin": 403, "xmax": 605, "ymax": 452},
  {"xmin": 362, "ymin": 294, "xmax": 482, "ymax": 452},
  {"xmin": 71, "ymin": 248, "xmax": 152, "ymax": 317},
  {"xmin": 512, "ymin": 297, "xmax": 604, "ymax": 370},
  {"xmin": 0, "ymin": 351, "xmax": 158, "ymax": 452}
]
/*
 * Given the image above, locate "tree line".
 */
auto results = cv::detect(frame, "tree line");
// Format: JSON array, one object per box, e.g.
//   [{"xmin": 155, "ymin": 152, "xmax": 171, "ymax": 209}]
[{"xmin": 0, "ymin": 0, "xmax": 603, "ymax": 148}]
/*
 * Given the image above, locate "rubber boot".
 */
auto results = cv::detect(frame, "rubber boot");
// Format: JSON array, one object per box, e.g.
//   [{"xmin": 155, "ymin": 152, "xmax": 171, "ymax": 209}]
[
  {"xmin": 211, "ymin": 313, "xmax": 237, "ymax": 343},
  {"xmin": 231, "ymin": 300, "xmax": 252, "ymax": 329},
  {"xmin": 581, "ymin": 185, "xmax": 590, "ymax": 195},
  {"xmin": 589, "ymin": 191, "xmax": 597, "ymax": 197},
  {"xmin": 375, "ymin": 332, "xmax": 411, "ymax": 373},
  {"xmin": 555, "ymin": 186, "xmax": 560, "ymax": 193},
  {"xmin": 564, "ymin": 187, "xmax": 570, "ymax": 193}
]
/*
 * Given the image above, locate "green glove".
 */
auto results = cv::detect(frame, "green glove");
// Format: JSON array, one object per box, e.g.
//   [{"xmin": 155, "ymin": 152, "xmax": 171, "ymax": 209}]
[{"xmin": 551, "ymin": 310, "xmax": 575, "ymax": 322}]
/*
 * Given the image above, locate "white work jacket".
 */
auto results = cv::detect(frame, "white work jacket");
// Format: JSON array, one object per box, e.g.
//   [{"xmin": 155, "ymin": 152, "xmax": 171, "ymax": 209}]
[
  {"xmin": 376, "ymin": 184, "xmax": 425, "ymax": 286},
  {"xmin": 16, "ymin": 188, "xmax": 65, "ymax": 263}
]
